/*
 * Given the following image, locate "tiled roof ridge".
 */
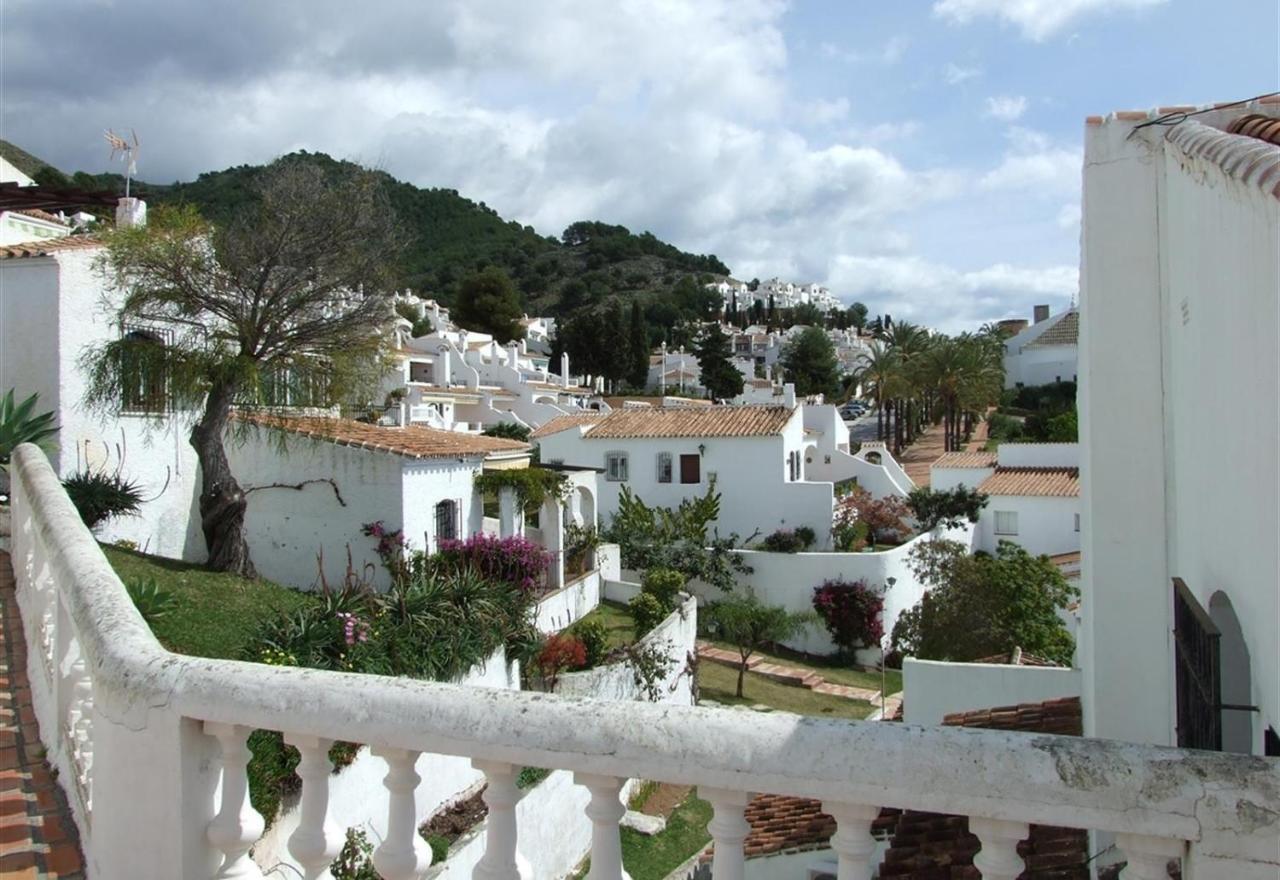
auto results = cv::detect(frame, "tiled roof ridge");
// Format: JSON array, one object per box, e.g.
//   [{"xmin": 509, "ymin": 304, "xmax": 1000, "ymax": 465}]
[
  {"xmin": 583, "ymin": 403, "xmax": 794, "ymax": 439},
  {"xmin": 978, "ymin": 465, "xmax": 1080, "ymax": 497},
  {"xmin": 233, "ymin": 412, "xmax": 530, "ymax": 459},
  {"xmin": 1165, "ymin": 118, "xmax": 1280, "ymax": 201},
  {"xmin": 0, "ymin": 234, "xmax": 103, "ymax": 259},
  {"xmin": 529, "ymin": 412, "xmax": 605, "ymax": 439},
  {"xmin": 931, "ymin": 450, "xmax": 998, "ymax": 469}
]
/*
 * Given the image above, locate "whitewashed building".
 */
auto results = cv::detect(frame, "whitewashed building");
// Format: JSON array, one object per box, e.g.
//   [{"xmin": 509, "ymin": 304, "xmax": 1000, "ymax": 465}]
[
  {"xmin": 1002, "ymin": 307, "xmax": 1079, "ymax": 389},
  {"xmin": 1079, "ymin": 101, "xmax": 1280, "ymax": 757},
  {"xmin": 931, "ymin": 443, "xmax": 1080, "ymax": 558}
]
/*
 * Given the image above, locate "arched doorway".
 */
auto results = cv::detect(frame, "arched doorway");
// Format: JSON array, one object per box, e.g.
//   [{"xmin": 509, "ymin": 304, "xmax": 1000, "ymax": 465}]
[{"xmin": 1209, "ymin": 591, "xmax": 1254, "ymax": 754}]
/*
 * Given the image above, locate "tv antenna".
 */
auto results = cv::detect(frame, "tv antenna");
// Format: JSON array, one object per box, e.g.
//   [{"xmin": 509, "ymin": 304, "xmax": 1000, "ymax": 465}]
[{"xmin": 104, "ymin": 129, "xmax": 139, "ymax": 198}]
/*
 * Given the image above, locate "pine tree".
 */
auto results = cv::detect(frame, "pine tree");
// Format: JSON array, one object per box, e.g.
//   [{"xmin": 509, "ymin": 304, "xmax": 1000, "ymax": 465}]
[
  {"xmin": 694, "ymin": 324, "xmax": 745, "ymax": 400},
  {"xmin": 627, "ymin": 300, "xmax": 650, "ymax": 389}
]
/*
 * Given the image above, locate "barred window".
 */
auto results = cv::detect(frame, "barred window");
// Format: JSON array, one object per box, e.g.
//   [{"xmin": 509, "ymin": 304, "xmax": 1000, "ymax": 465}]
[
  {"xmin": 656, "ymin": 452, "xmax": 673, "ymax": 483},
  {"xmin": 605, "ymin": 452, "xmax": 629, "ymax": 482},
  {"xmin": 120, "ymin": 325, "xmax": 171, "ymax": 414}
]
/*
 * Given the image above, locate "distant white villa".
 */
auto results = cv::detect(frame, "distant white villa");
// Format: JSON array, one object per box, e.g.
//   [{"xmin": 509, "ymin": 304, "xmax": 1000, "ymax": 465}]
[{"xmin": 1002, "ymin": 305, "xmax": 1078, "ymax": 388}]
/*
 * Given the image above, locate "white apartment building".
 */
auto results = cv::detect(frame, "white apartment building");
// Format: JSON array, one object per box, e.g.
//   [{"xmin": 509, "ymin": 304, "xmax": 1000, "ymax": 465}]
[
  {"xmin": 1002, "ymin": 306, "xmax": 1079, "ymax": 388},
  {"xmin": 931, "ymin": 443, "xmax": 1080, "ymax": 559},
  {"xmin": 1080, "ymin": 101, "xmax": 1279, "ymax": 757},
  {"xmin": 707, "ymin": 276, "xmax": 842, "ymax": 313}
]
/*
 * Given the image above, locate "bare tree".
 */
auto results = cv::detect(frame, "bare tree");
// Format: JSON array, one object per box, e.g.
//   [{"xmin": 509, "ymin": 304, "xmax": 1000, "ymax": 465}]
[{"xmin": 83, "ymin": 162, "xmax": 405, "ymax": 575}]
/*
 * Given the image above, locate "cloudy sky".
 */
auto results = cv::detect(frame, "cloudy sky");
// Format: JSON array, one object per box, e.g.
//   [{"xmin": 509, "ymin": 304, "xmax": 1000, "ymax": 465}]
[{"xmin": 2, "ymin": 1, "xmax": 1274, "ymax": 330}]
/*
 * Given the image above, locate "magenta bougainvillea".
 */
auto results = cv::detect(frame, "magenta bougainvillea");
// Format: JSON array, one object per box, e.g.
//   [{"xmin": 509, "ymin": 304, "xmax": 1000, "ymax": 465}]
[
  {"xmin": 435, "ymin": 533, "xmax": 551, "ymax": 592},
  {"xmin": 812, "ymin": 578, "xmax": 885, "ymax": 657}
]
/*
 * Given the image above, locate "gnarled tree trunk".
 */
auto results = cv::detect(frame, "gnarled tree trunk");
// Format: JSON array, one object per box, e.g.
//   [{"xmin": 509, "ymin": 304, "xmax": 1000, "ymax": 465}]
[{"xmin": 190, "ymin": 381, "xmax": 256, "ymax": 577}]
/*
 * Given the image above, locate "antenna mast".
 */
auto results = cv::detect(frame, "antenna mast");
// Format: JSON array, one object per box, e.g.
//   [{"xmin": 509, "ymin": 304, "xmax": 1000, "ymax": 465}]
[{"xmin": 104, "ymin": 129, "xmax": 140, "ymax": 199}]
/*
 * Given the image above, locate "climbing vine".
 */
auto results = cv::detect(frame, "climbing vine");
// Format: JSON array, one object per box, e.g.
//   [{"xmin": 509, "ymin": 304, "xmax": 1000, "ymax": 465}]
[{"xmin": 473, "ymin": 467, "xmax": 570, "ymax": 508}]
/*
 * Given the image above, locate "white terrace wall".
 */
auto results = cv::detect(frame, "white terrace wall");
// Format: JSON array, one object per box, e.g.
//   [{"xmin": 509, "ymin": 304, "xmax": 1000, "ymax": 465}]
[
  {"xmin": 996, "ymin": 443, "xmax": 1079, "ymax": 468},
  {"xmin": 558, "ymin": 593, "xmax": 698, "ymax": 706},
  {"xmin": 687, "ymin": 524, "xmax": 977, "ymax": 661},
  {"xmin": 0, "ymin": 250, "xmax": 205, "ymax": 560},
  {"xmin": 253, "ymin": 650, "xmax": 520, "ymax": 877},
  {"xmin": 534, "ymin": 570, "xmax": 601, "ymax": 634},
  {"xmin": 930, "ymin": 466, "xmax": 995, "ymax": 493},
  {"xmin": 902, "ymin": 658, "xmax": 1083, "ymax": 727}
]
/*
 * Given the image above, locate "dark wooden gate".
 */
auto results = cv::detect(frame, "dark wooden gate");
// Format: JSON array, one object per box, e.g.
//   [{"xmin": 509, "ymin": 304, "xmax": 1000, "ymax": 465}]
[{"xmin": 1172, "ymin": 577, "xmax": 1221, "ymax": 750}]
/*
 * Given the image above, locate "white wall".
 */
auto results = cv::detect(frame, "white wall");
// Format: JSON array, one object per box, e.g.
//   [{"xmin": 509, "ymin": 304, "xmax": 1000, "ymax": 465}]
[
  {"xmin": 534, "ymin": 570, "xmax": 601, "ymax": 634},
  {"xmin": 902, "ymin": 658, "xmax": 1082, "ymax": 726},
  {"xmin": 997, "ymin": 443, "xmax": 1079, "ymax": 468},
  {"xmin": 1081, "ymin": 113, "xmax": 1280, "ymax": 752},
  {"xmin": 687, "ymin": 524, "xmax": 976, "ymax": 661},
  {"xmin": 1004, "ymin": 344, "xmax": 1077, "ymax": 389},
  {"xmin": 557, "ymin": 594, "xmax": 697, "ymax": 706},
  {"xmin": 979, "ymin": 495, "xmax": 1080, "ymax": 558},
  {"xmin": 930, "ymin": 466, "xmax": 995, "ymax": 493},
  {"xmin": 0, "ymin": 250, "xmax": 204, "ymax": 560},
  {"xmin": 253, "ymin": 650, "xmax": 520, "ymax": 877}
]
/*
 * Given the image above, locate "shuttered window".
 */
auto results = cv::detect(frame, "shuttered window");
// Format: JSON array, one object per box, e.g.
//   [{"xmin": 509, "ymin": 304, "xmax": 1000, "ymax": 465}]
[{"xmin": 679, "ymin": 454, "xmax": 700, "ymax": 484}]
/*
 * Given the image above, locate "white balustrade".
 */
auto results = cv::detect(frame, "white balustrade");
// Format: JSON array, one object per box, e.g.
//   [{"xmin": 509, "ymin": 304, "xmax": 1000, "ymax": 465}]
[
  {"xmin": 205, "ymin": 722, "xmax": 266, "ymax": 880},
  {"xmin": 472, "ymin": 759, "xmax": 532, "ymax": 880},
  {"xmin": 823, "ymin": 802, "xmax": 879, "ymax": 880},
  {"xmin": 283, "ymin": 733, "xmax": 343, "ymax": 880},
  {"xmin": 970, "ymin": 816, "xmax": 1029, "ymax": 880},
  {"xmin": 371, "ymin": 747, "xmax": 433, "ymax": 880},
  {"xmin": 5, "ymin": 443, "xmax": 1278, "ymax": 880},
  {"xmin": 576, "ymin": 773, "xmax": 627, "ymax": 880},
  {"xmin": 704, "ymin": 788, "xmax": 752, "ymax": 880}
]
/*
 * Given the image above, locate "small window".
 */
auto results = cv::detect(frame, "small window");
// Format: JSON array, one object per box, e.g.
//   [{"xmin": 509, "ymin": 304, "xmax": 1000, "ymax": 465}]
[
  {"xmin": 435, "ymin": 499, "xmax": 459, "ymax": 542},
  {"xmin": 605, "ymin": 452, "xmax": 629, "ymax": 482},
  {"xmin": 680, "ymin": 454, "xmax": 700, "ymax": 484},
  {"xmin": 120, "ymin": 326, "xmax": 171, "ymax": 414},
  {"xmin": 1074, "ymin": 513, "xmax": 1081, "ymax": 532},
  {"xmin": 656, "ymin": 452, "xmax": 673, "ymax": 483},
  {"xmin": 994, "ymin": 511, "xmax": 1019, "ymax": 536}
]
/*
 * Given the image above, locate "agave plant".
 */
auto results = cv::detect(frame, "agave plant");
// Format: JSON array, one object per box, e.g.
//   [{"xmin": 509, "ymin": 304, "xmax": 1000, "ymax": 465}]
[
  {"xmin": 0, "ymin": 389, "xmax": 58, "ymax": 470},
  {"xmin": 62, "ymin": 470, "xmax": 145, "ymax": 530}
]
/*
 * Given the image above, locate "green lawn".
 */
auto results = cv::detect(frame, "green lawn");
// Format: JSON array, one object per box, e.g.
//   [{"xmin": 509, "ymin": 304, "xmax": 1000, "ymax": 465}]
[
  {"xmin": 698, "ymin": 662, "xmax": 876, "ymax": 720},
  {"xmin": 103, "ymin": 545, "xmax": 312, "ymax": 660},
  {"xmin": 621, "ymin": 791, "xmax": 713, "ymax": 880},
  {"xmin": 574, "ymin": 598, "xmax": 637, "ymax": 650},
  {"xmin": 705, "ymin": 639, "xmax": 902, "ymax": 694}
]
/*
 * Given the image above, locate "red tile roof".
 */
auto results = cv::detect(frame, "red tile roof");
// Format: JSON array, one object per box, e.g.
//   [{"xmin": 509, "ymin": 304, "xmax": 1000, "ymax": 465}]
[
  {"xmin": 741, "ymin": 794, "xmax": 836, "ymax": 858},
  {"xmin": 583, "ymin": 404, "xmax": 794, "ymax": 439},
  {"xmin": 529, "ymin": 413, "xmax": 605, "ymax": 439},
  {"xmin": 931, "ymin": 451, "xmax": 998, "ymax": 469},
  {"xmin": 1025, "ymin": 311, "xmax": 1078, "ymax": 348},
  {"xmin": 11, "ymin": 208, "xmax": 69, "ymax": 225},
  {"xmin": 1166, "ymin": 118, "xmax": 1280, "ymax": 201},
  {"xmin": 978, "ymin": 467, "xmax": 1079, "ymax": 497},
  {"xmin": 234, "ymin": 413, "xmax": 530, "ymax": 460},
  {"xmin": 0, "ymin": 234, "xmax": 102, "ymax": 259}
]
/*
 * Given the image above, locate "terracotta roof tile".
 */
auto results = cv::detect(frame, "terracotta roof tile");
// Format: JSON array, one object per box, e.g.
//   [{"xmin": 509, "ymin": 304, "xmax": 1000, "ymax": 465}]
[
  {"xmin": 741, "ymin": 794, "xmax": 836, "ymax": 858},
  {"xmin": 1025, "ymin": 311, "xmax": 1078, "ymax": 348},
  {"xmin": 931, "ymin": 451, "xmax": 998, "ymax": 469},
  {"xmin": 1166, "ymin": 118, "xmax": 1280, "ymax": 201},
  {"xmin": 1226, "ymin": 113, "xmax": 1280, "ymax": 148},
  {"xmin": 0, "ymin": 234, "xmax": 102, "ymax": 259},
  {"xmin": 11, "ymin": 208, "xmax": 69, "ymax": 225},
  {"xmin": 583, "ymin": 404, "xmax": 794, "ymax": 439},
  {"xmin": 234, "ymin": 413, "xmax": 530, "ymax": 460},
  {"xmin": 978, "ymin": 466, "xmax": 1079, "ymax": 497},
  {"xmin": 530, "ymin": 413, "xmax": 605, "ymax": 439}
]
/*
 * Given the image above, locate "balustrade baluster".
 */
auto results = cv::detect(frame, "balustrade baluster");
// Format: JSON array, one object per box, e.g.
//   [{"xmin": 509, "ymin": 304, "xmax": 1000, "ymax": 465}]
[
  {"xmin": 283, "ymin": 733, "xmax": 342, "ymax": 880},
  {"xmin": 204, "ymin": 722, "xmax": 266, "ymax": 880},
  {"xmin": 704, "ymin": 788, "xmax": 751, "ymax": 880},
  {"xmin": 970, "ymin": 817, "xmax": 1028, "ymax": 880},
  {"xmin": 472, "ymin": 759, "xmax": 532, "ymax": 880},
  {"xmin": 1115, "ymin": 833, "xmax": 1185, "ymax": 879},
  {"xmin": 575, "ymin": 773, "xmax": 627, "ymax": 880},
  {"xmin": 822, "ymin": 802, "xmax": 879, "ymax": 880},
  {"xmin": 371, "ymin": 747, "xmax": 432, "ymax": 880}
]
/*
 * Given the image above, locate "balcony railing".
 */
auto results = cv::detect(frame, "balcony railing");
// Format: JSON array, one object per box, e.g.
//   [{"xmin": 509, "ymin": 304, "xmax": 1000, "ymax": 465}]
[{"xmin": 7, "ymin": 442, "xmax": 1279, "ymax": 880}]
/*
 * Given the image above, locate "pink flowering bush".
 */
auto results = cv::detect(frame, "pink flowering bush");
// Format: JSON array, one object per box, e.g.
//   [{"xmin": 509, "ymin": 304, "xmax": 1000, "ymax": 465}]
[
  {"xmin": 812, "ymin": 578, "xmax": 884, "ymax": 659},
  {"xmin": 434, "ymin": 534, "xmax": 551, "ymax": 592},
  {"xmin": 361, "ymin": 521, "xmax": 409, "ymax": 582}
]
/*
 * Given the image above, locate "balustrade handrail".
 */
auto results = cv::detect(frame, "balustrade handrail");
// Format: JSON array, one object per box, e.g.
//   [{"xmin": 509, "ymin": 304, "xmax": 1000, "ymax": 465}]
[{"xmin": 10, "ymin": 444, "xmax": 1279, "ymax": 858}]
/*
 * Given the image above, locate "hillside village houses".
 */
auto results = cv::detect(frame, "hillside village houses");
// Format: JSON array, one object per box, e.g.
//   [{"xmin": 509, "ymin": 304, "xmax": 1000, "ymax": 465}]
[
  {"xmin": 1, "ymin": 97, "xmax": 1278, "ymax": 880},
  {"xmin": 708, "ymin": 276, "xmax": 842, "ymax": 313}
]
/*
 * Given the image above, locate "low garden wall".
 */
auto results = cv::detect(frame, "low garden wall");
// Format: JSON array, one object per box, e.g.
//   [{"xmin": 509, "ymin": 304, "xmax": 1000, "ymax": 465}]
[
  {"xmin": 557, "ymin": 592, "xmax": 698, "ymax": 706},
  {"xmin": 252, "ymin": 648, "xmax": 520, "ymax": 876},
  {"xmin": 684, "ymin": 523, "xmax": 977, "ymax": 663},
  {"xmin": 534, "ymin": 569, "xmax": 601, "ymax": 634},
  {"xmin": 902, "ymin": 657, "xmax": 1082, "ymax": 726}
]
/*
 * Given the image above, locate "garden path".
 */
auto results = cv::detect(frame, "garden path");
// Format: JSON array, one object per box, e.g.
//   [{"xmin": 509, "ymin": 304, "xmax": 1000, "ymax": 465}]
[{"xmin": 696, "ymin": 642, "xmax": 883, "ymax": 703}]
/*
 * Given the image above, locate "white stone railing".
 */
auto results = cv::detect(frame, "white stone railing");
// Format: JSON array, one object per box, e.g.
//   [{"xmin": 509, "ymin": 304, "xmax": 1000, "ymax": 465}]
[{"xmin": 8, "ymin": 443, "xmax": 1280, "ymax": 880}]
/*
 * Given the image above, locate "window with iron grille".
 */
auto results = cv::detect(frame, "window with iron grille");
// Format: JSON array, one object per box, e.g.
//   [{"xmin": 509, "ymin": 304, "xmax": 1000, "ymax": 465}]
[
  {"xmin": 120, "ymin": 325, "xmax": 172, "ymax": 414},
  {"xmin": 435, "ymin": 499, "xmax": 459, "ymax": 542},
  {"xmin": 656, "ymin": 452, "xmax": 672, "ymax": 483},
  {"xmin": 605, "ymin": 452, "xmax": 628, "ymax": 482}
]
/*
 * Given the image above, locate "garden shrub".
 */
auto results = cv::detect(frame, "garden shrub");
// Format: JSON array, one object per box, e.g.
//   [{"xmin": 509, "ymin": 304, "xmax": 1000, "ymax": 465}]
[
  {"xmin": 434, "ymin": 533, "xmax": 550, "ymax": 592},
  {"xmin": 535, "ymin": 633, "xmax": 587, "ymax": 688},
  {"xmin": 761, "ymin": 529, "xmax": 806, "ymax": 553},
  {"xmin": 907, "ymin": 486, "xmax": 988, "ymax": 532},
  {"xmin": 812, "ymin": 579, "xmax": 885, "ymax": 659},
  {"xmin": 571, "ymin": 617, "xmax": 610, "ymax": 667},
  {"xmin": 641, "ymin": 567, "xmax": 684, "ymax": 613},
  {"xmin": 794, "ymin": 526, "xmax": 816, "ymax": 549},
  {"xmin": 565, "ymin": 523, "xmax": 600, "ymax": 576},
  {"xmin": 62, "ymin": 470, "xmax": 143, "ymax": 530},
  {"xmin": 125, "ymin": 577, "xmax": 177, "ymax": 624},
  {"xmin": 628, "ymin": 592, "xmax": 666, "ymax": 637}
]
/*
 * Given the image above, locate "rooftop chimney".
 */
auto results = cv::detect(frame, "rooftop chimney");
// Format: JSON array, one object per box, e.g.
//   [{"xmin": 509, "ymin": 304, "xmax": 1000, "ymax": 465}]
[
  {"xmin": 1033, "ymin": 304, "xmax": 1050, "ymax": 324},
  {"xmin": 115, "ymin": 197, "xmax": 146, "ymax": 229},
  {"xmin": 782, "ymin": 383, "xmax": 796, "ymax": 408}
]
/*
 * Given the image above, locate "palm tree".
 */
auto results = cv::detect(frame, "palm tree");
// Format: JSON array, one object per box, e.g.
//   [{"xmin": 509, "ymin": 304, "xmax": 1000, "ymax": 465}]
[
  {"xmin": 885, "ymin": 322, "xmax": 928, "ymax": 454},
  {"xmin": 853, "ymin": 342, "xmax": 901, "ymax": 442}
]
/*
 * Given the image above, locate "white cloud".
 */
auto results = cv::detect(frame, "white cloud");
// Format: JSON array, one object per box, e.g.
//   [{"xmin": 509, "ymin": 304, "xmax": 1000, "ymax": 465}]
[
  {"xmin": 807, "ymin": 97, "xmax": 851, "ymax": 124},
  {"xmin": 933, "ymin": 0, "xmax": 1167, "ymax": 41},
  {"xmin": 984, "ymin": 95, "xmax": 1028, "ymax": 120},
  {"xmin": 979, "ymin": 128, "xmax": 1082, "ymax": 197},
  {"xmin": 821, "ymin": 35, "xmax": 909, "ymax": 65},
  {"xmin": 944, "ymin": 63, "xmax": 982, "ymax": 85},
  {"xmin": 1056, "ymin": 203, "xmax": 1082, "ymax": 230}
]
